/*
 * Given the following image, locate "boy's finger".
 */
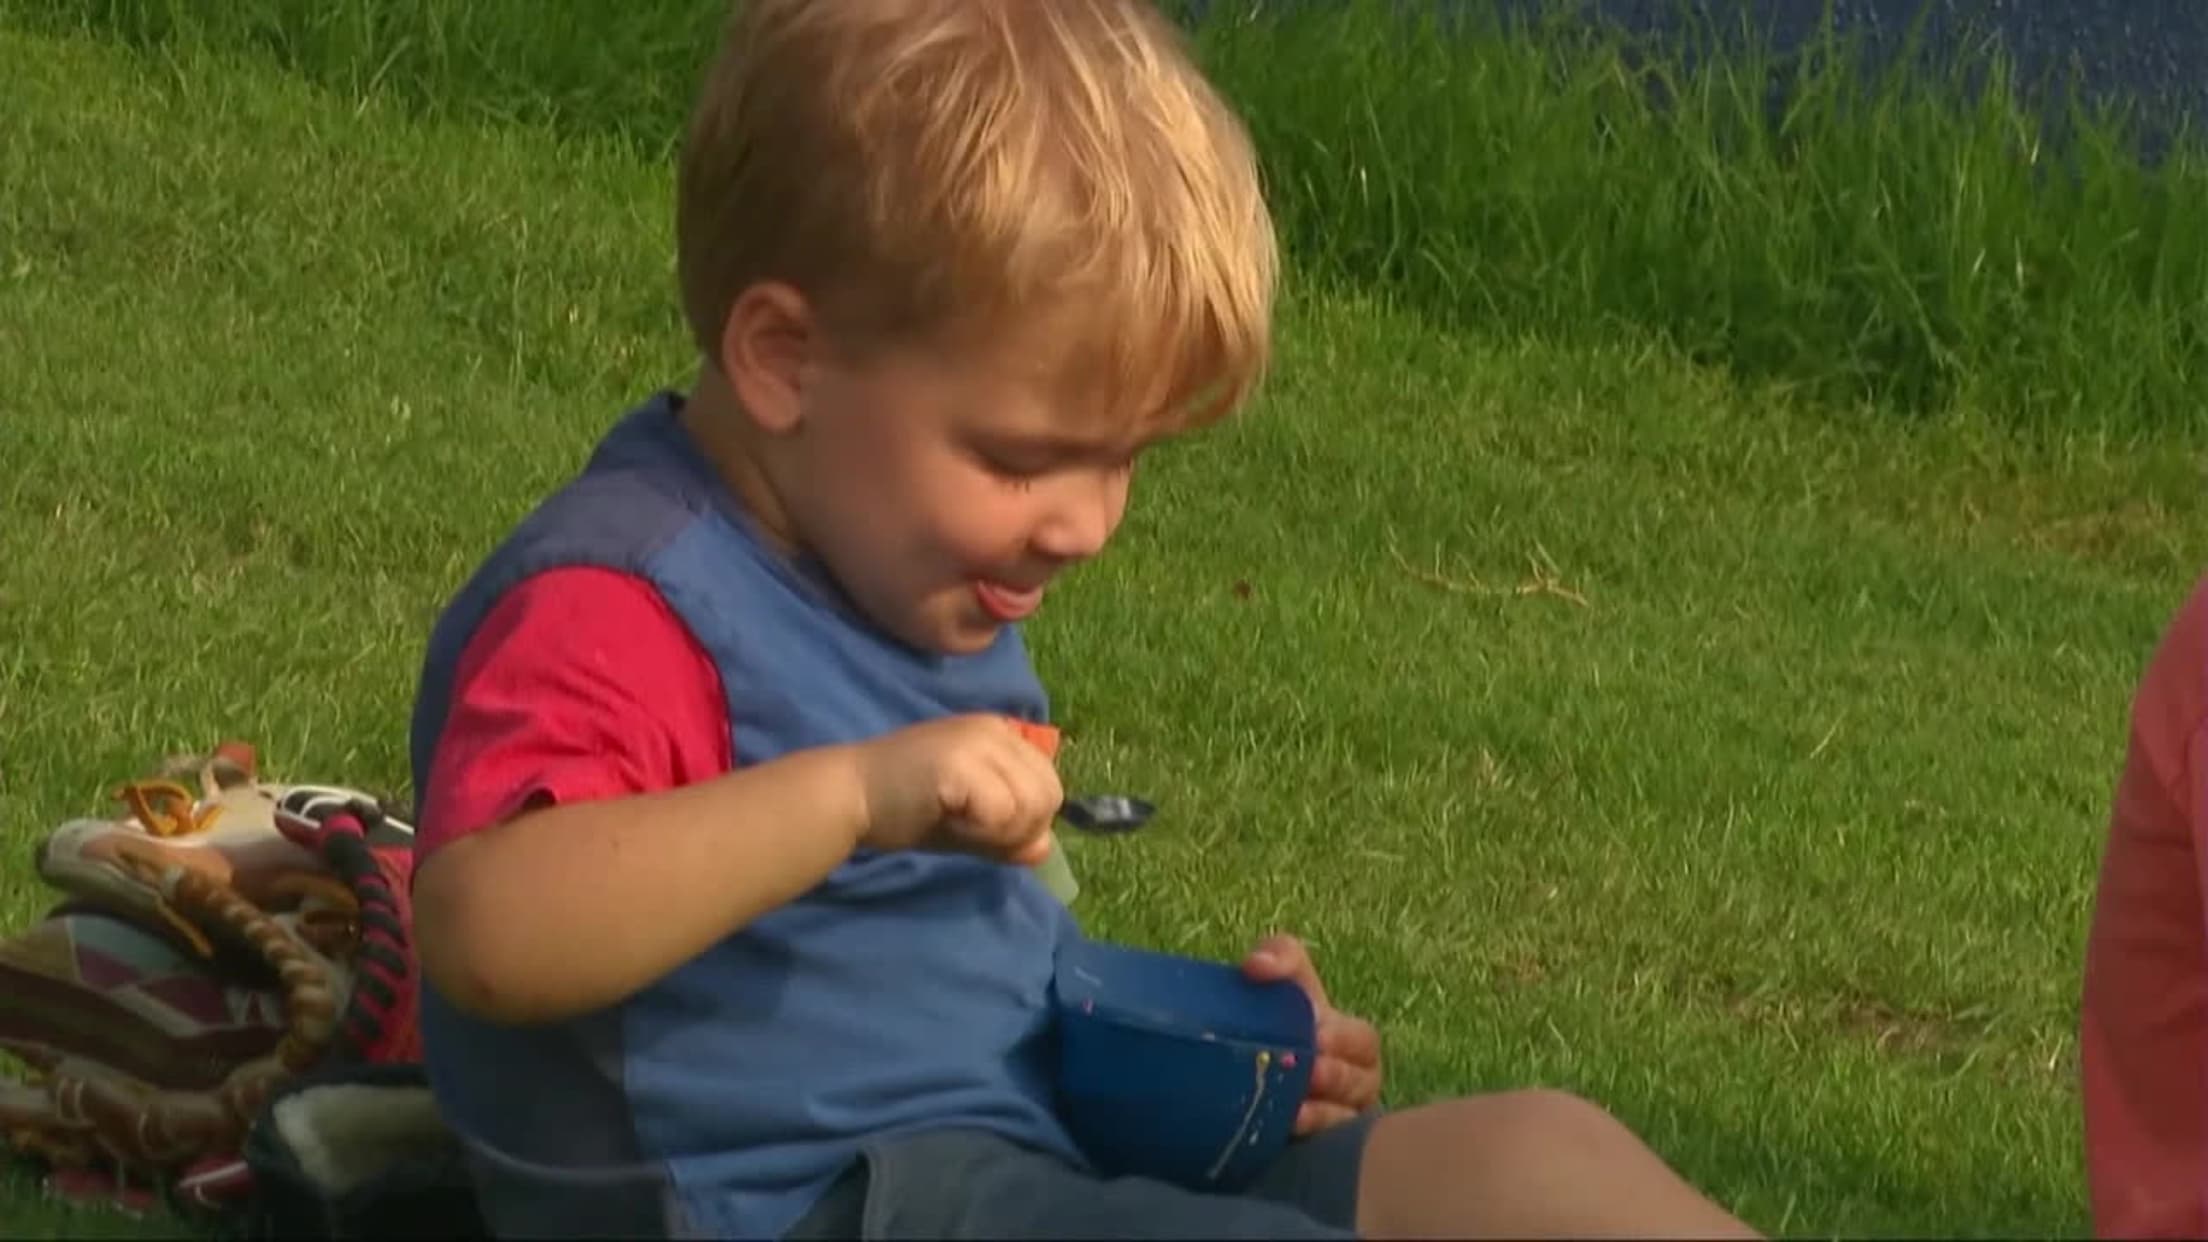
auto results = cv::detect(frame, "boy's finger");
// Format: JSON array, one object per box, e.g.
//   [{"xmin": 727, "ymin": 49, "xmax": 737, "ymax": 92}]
[
  {"xmin": 1309, "ymin": 1052, "xmax": 1377, "ymax": 1107},
  {"xmin": 1008, "ymin": 732, "xmax": 1065, "ymax": 811},
  {"xmin": 972, "ymin": 742, "xmax": 1057, "ymax": 862},
  {"xmin": 1001, "ymin": 752, "xmax": 1063, "ymax": 848},
  {"xmin": 1308, "ymin": 1054, "xmax": 1345, "ymax": 1100},
  {"xmin": 946, "ymin": 799, "xmax": 1053, "ymax": 864},
  {"xmin": 1294, "ymin": 1100, "xmax": 1360, "ymax": 1136},
  {"xmin": 1006, "ymin": 826, "xmax": 1057, "ymax": 867},
  {"xmin": 1241, "ymin": 933, "xmax": 1329, "ymax": 1008},
  {"xmin": 1339, "ymin": 1061, "xmax": 1384, "ymax": 1112},
  {"xmin": 947, "ymin": 759, "xmax": 1020, "ymax": 843},
  {"xmin": 1318, "ymin": 1010, "xmax": 1382, "ymax": 1069}
]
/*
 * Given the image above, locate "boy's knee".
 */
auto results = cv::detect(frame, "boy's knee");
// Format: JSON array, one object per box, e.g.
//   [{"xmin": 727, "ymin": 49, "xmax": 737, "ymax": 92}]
[
  {"xmin": 1369, "ymin": 1087, "xmax": 1631, "ymax": 1171},
  {"xmin": 1359, "ymin": 1089, "xmax": 1756, "ymax": 1239},
  {"xmin": 1446, "ymin": 1087, "xmax": 1626, "ymax": 1151}
]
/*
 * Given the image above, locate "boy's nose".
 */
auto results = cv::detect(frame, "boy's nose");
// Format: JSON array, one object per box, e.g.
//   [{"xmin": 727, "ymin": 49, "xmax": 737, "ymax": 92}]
[{"xmin": 1033, "ymin": 471, "xmax": 1128, "ymax": 562}]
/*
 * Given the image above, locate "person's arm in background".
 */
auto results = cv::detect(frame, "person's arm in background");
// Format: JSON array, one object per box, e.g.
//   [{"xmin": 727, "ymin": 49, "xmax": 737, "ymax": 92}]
[{"xmin": 2080, "ymin": 574, "xmax": 2208, "ymax": 1239}]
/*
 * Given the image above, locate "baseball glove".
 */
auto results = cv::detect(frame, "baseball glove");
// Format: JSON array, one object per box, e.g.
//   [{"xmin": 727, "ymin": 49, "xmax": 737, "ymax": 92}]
[{"xmin": 0, "ymin": 741, "xmax": 432, "ymax": 1220}]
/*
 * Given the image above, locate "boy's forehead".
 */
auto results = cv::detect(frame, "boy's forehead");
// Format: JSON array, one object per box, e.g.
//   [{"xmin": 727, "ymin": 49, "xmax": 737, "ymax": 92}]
[
  {"xmin": 920, "ymin": 366, "xmax": 1164, "ymax": 455},
  {"xmin": 886, "ymin": 299, "xmax": 1218, "ymax": 445},
  {"xmin": 952, "ymin": 388, "xmax": 1160, "ymax": 452}
]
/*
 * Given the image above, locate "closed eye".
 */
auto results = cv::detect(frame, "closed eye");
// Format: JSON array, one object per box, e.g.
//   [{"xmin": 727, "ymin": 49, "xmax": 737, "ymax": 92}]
[
  {"xmin": 979, "ymin": 450, "xmax": 1049, "ymax": 483},
  {"xmin": 970, "ymin": 432, "xmax": 1143, "ymax": 483}
]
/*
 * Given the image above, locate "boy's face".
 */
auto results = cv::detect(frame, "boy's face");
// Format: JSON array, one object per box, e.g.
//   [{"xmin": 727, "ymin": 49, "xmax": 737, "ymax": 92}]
[{"xmin": 752, "ymin": 313, "xmax": 1153, "ymax": 656}]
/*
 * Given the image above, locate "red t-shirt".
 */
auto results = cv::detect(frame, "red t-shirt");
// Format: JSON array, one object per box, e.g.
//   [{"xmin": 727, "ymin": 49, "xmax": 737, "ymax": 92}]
[
  {"xmin": 415, "ymin": 566, "xmax": 733, "ymax": 859},
  {"xmin": 2083, "ymin": 572, "xmax": 2208, "ymax": 1238}
]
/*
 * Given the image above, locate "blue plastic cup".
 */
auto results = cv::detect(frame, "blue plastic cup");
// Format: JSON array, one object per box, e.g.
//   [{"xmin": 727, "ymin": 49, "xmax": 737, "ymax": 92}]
[{"xmin": 1050, "ymin": 936, "xmax": 1317, "ymax": 1191}]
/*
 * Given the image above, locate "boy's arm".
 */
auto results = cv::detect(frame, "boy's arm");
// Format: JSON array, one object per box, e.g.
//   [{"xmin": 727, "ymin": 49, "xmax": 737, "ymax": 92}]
[{"xmin": 410, "ymin": 567, "xmax": 871, "ymax": 1026}]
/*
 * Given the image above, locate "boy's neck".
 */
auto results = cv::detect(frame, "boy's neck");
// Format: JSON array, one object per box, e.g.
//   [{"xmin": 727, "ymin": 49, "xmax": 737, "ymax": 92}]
[{"xmin": 679, "ymin": 365, "xmax": 802, "ymax": 556}]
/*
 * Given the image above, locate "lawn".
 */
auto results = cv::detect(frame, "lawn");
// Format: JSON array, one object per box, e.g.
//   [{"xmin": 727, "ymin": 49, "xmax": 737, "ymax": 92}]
[{"xmin": 3, "ymin": 3, "xmax": 2204, "ymax": 1238}]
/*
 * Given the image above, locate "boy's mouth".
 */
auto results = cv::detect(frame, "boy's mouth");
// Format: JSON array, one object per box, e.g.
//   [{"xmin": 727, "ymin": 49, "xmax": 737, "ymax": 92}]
[{"xmin": 973, "ymin": 579, "xmax": 1045, "ymax": 622}]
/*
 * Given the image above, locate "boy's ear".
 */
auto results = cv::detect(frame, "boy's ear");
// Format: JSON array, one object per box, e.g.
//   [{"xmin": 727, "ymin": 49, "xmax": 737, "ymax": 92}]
[{"xmin": 718, "ymin": 281, "xmax": 814, "ymax": 436}]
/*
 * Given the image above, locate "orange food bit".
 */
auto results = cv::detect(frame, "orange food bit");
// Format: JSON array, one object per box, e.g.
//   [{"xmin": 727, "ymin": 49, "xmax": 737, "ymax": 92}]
[{"xmin": 1010, "ymin": 719, "xmax": 1061, "ymax": 759}]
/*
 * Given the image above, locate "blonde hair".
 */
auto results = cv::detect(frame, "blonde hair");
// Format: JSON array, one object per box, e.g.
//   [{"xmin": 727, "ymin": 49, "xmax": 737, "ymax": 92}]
[{"xmin": 675, "ymin": 0, "xmax": 1277, "ymax": 433}]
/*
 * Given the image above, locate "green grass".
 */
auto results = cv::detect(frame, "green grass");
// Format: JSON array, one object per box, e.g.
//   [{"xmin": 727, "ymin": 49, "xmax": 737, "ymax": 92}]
[
  {"xmin": 9, "ymin": 0, "xmax": 2208, "ymax": 439},
  {"xmin": 2, "ymin": 5, "xmax": 2203, "ymax": 1239}
]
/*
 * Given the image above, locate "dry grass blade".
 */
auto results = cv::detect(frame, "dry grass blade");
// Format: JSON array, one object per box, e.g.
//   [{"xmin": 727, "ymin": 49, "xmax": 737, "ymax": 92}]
[{"xmin": 1386, "ymin": 537, "xmax": 1591, "ymax": 608}]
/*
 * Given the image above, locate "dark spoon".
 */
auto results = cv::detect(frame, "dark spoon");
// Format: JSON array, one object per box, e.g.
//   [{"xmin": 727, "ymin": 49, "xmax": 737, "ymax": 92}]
[{"xmin": 1058, "ymin": 794, "xmax": 1155, "ymax": 835}]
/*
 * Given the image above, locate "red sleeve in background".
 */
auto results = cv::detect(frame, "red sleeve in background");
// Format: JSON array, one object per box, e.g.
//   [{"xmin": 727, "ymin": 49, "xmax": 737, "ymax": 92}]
[
  {"xmin": 2081, "ymin": 574, "xmax": 2208, "ymax": 1239},
  {"xmin": 415, "ymin": 566, "xmax": 732, "ymax": 860}
]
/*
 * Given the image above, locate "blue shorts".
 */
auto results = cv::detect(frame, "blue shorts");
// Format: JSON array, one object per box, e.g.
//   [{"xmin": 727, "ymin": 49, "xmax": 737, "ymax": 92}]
[{"xmin": 782, "ymin": 1113, "xmax": 1377, "ymax": 1239}]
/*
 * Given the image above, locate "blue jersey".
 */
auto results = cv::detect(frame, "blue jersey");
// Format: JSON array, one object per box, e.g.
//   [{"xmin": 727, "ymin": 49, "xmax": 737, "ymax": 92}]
[{"xmin": 408, "ymin": 391, "xmax": 1087, "ymax": 1238}]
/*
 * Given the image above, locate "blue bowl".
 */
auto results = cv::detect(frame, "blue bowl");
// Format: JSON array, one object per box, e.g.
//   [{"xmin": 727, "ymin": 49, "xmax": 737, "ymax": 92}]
[{"xmin": 1050, "ymin": 937, "xmax": 1316, "ymax": 1191}]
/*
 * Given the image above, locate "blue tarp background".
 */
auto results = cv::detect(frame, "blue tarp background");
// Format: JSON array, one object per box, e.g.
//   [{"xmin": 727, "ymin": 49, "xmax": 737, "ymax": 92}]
[{"xmin": 1195, "ymin": 0, "xmax": 2208, "ymax": 157}]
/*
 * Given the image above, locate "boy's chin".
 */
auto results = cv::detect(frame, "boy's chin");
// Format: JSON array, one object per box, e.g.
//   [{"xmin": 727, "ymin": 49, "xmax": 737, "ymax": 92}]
[
  {"xmin": 932, "ymin": 607, "xmax": 1012, "ymax": 656},
  {"xmin": 871, "ymin": 591, "xmax": 1010, "ymax": 658}
]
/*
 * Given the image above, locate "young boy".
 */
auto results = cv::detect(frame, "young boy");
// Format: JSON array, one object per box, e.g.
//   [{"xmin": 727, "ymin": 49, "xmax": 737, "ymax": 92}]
[
  {"xmin": 406, "ymin": 1, "xmax": 1761, "ymax": 1236},
  {"xmin": 2082, "ymin": 572, "xmax": 2208, "ymax": 1238}
]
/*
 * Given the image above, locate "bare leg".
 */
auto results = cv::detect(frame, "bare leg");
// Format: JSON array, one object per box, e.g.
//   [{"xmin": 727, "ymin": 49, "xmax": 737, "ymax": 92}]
[{"xmin": 1353, "ymin": 1089, "xmax": 1761, "ymax": 1239}]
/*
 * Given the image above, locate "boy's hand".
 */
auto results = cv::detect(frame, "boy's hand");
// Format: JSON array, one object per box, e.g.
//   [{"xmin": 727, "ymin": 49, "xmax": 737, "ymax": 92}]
[
  {"xmin": 853, "ymin": 715, "xmax": 1061, "ymax": 866},
  {"xmin": 1242, "ymin": 933, "xmax": 1384, "ymax": 1135}
]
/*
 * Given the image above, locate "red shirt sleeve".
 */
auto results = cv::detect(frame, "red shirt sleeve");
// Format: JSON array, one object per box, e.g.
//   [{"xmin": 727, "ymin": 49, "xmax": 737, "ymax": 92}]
[{"xmin": 415, "ymin": 566, "xmax": 733, "ymax": 860}]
